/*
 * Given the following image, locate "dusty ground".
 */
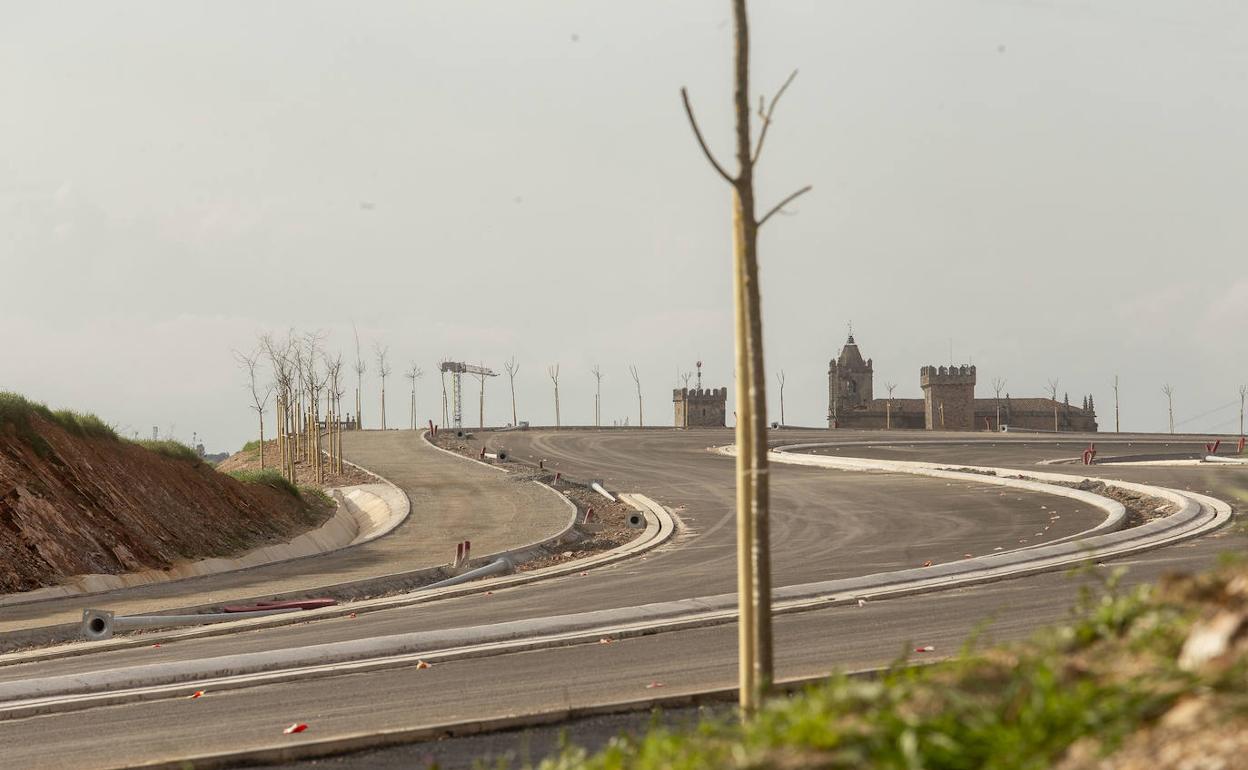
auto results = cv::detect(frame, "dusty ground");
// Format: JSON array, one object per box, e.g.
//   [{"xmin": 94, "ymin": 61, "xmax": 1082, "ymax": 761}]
[
  {"xmin": 1055, "ymin": 479, "xmax": 1177, "ymax": 528},
  {"xmin": 216, "ymin": 438, "xmax": 373, "ymax": 488},
  {"xmin": 0, "ymin": 416, "xmax": 332, "ymax": 594},
  {"xmin": 432, "ymin": 431, "xmax": 640, "ymax": 569}
]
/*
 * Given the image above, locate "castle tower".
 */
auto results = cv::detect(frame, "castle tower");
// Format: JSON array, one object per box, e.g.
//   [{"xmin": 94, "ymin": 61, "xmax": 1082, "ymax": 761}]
[
  {"xmin": 674, "ymin": 386, "xmax": 728, "ymax": 427},
  {"xmin": 828, "ymin": 332, "xmax": 874, "ymax": 426},
  {"xmin": 920, "ymin": 364, "xmax": 976, "ymax": 431}
]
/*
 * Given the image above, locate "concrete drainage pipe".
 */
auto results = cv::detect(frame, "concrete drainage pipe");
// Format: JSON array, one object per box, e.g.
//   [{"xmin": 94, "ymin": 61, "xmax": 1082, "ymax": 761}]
[{"xmin": 81, "ymin": 607, "xmax": 303, "ymax": 641}]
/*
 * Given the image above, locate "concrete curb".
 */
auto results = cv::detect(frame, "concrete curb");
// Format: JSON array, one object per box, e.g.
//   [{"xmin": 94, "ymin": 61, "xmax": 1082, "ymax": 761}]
[
  {"xmin": 0, "ymin": 492, "xmax": 677, "ymax": 668},
  {"xmin": 112, "ymin": 667, "xmax": 892, "ymax": 770},
  {"xmin": 0, "ymin": 471, "xmax": 1225, "ymax": 716}
]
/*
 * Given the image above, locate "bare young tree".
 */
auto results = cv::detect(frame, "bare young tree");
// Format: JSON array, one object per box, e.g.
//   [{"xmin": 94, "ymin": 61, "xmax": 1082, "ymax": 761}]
[
  {"xmin": 547, "ymin": 364, "xmax": 561, "ymax": 429},
  {"xmin": 261, "ymin": 331, "xmax": 298, "ymax": 481},
  {"xmin": 473, "ymin": 364, "xmax": 489, "ymax": 429},
  {"xmin": 405, "ymin": 363, "xmax": 424, "ymax": 430},
  {"xmin": 302, "ymin": 331, "xmax": 330, "ymax": 483},
  {"xmin": 504, "ymin": 357, "xmax": 520, "ymax": 426},
  {"xmin": 885, "ymin": 382, "xmax": 897, "ymax": 430},
  {"xmin": 234, "ymin": 347, "xmax": 273, "ymax": 469},
  {"xmin": 1045, "ymin": 378, "xmax": 1060, "ymax": 432},
  {"xmin": 325, "ymin": 352, "xmax": 345, "ymax": 474},
  {"xmin": 1113, "ymin": 375, "xmax": 1121, "ymax": 433},
  {"xmin": 1238, "ymin": 384, "xmax": 1246, "ymax": 438},
  {"xmin": 991, "ymin": 377, "xmax": 1006, "ymax": 431},
  {"xmin": 629, "ymin": 364, "xmax": 644, "ymax": 427},
  {"xmin": 1162, "ymin": 383, "xmax": 1176, "ymax": 434},
  {"xmin": 775, "ymin": 370, "xmax": 786, "ymax": 427},
  {"xmin": 374, "ymin": 343, "xmax": 391, "ymax": 430},
  {"xmin": 680, "ymin": 0, "xmax": 811, "ymax": 712},
  {"xmin": 592, "ymin": 365, "xmax": 604, "ymax": 428},
  {"xmin": 352, "ymin": 323, "xmax": 366, "ymax": 430}
]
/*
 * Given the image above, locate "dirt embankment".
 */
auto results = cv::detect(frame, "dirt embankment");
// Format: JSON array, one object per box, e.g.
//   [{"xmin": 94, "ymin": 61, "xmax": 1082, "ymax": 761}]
[
  {"xmin": 0, "ymin": 415, "xmax": 331, "ymax": 594},
  {"xmin": 216, "ymin": 439, "xmax": 373, "ymax": 487}
]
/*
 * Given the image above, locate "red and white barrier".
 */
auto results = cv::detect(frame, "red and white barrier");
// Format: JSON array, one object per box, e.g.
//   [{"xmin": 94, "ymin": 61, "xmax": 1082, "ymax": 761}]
[{"xmin": 452, "ymin": 540, "xmax": 473, "ymax": 569}]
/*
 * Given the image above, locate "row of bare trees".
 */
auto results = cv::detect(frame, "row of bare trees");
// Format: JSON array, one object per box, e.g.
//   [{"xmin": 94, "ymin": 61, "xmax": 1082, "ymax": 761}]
[{"xmin": 232, "ymin": 331, "xmax": 349, "ymax": 485}]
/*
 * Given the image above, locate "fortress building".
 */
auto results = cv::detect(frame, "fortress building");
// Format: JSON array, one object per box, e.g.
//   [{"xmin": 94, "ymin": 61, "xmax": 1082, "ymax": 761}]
[
  {"xmin": 826, "ymin": 333, "xmax": 1097, "ymax": 432},
  {"xmin": 828, "ymin": 333, "xmax": 873, "ymax": 419},
  {"xmin": 674, "ymin": 387, "xmax": 727, "ymax": 427},
  {"xmin": 674, "ymin": 361, "xmax": 728, "ymax": 428}
]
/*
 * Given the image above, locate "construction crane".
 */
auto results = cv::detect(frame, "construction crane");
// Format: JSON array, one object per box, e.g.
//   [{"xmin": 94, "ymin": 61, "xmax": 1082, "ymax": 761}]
[{"xmin": 439, "ymin": 361, "xmax": 497, "ymax": 429}]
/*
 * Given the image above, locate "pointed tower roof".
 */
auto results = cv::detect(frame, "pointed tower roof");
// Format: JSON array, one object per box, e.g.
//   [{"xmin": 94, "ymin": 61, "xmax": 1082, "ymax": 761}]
[{"xmin": 837, "ymin": 332, "xmax": 868, "ymax": 369}]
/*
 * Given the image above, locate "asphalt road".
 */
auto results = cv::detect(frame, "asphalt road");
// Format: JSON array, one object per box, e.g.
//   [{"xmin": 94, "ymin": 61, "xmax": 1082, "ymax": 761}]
[
  {"xmin": 0, "ymin": 429, "xmax": 1242, "ymax": 769},
  {"xmin": 0, "ymin": 431, "xmax": 571, "ymax": 642}
]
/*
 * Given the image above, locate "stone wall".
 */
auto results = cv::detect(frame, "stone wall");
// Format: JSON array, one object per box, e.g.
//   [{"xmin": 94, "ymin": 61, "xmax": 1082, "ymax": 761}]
[
  {"xmin": 920, "ymin": 365, "xmax": 976, "ymax": 431},
  {"xmin": 673, "ymin": 387, "xmax": 728, "ymax": 427}
]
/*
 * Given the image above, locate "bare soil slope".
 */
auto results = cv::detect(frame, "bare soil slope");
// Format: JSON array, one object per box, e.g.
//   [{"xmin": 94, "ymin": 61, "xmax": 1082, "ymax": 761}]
[
  {"xmin": 0, "ymin": 414, "xmax": 328, "ymax": 594},
  {"xmin": 216, "ymin": 439, "xmax": 372, "ymax": 487}
]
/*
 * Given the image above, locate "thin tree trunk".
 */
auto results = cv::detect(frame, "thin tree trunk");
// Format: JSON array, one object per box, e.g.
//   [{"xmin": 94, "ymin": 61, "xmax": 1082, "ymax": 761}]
[{"xmin": 730, "ymin": 6, "xmax": 774, "ymax": 707}]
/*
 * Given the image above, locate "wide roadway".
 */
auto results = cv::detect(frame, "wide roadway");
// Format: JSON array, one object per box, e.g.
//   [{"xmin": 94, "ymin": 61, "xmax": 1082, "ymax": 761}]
[
  {"xmin": 0, "ymin": 430, "xmax": 572, "ymax": 644},
  {"xmin": 0, "ymin": 429, "xmax": 1243, "ymax": 768}
]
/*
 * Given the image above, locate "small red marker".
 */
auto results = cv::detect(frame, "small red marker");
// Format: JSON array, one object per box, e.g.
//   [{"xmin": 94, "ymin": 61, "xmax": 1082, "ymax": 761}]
[{"xmin": 283, "ymin": 723, "xmax": 308, "ymax": 734}]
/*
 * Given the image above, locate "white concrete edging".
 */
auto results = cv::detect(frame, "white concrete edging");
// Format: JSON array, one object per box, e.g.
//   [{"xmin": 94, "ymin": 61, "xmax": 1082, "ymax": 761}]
[
  {"xmin": 0, "ymin": 493, "xmax": 676, "ymax": 667},
  {"xmin": 0, "ymin": 456, "xmax": 1226, "ymax": 715}
]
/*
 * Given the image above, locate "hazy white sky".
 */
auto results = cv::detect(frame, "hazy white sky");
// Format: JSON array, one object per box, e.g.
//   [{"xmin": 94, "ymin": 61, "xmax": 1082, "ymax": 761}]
[{"xmin": 3, "ymin": 1, "xmax": 1246, "ymax": 450}]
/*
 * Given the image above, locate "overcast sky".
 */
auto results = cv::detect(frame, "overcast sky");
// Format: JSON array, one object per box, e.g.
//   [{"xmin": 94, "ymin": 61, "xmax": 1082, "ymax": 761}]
[{"xmin": 3, "ymin": 1, "xmax": 1246, "ymax": 451}]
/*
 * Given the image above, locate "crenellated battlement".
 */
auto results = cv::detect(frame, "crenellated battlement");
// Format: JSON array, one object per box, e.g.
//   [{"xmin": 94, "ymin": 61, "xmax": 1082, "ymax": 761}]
[
  {"xmin": 673, "ymin": 384, "xmax": 727, "ymax": 427},
  {"xmin": 920, "ymin": 364, "xmax": 977, "ymax": 387},
  {"xmin": 673, "ymin": 387, "xmax": 728, "ymax": 401}
]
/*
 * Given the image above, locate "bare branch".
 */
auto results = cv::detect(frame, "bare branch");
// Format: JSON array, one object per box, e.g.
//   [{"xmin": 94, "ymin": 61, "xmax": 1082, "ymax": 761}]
[
  {"xmin": 756, "ymin": 184, "xmax": 812, "ymax": 228},
  {"xmin": 752, "ymin": 68, "xmax": 799, "ymax": 164},
  {"xmin": 680, "ymin": 87, "xmax": 736, "ymax": 186}
]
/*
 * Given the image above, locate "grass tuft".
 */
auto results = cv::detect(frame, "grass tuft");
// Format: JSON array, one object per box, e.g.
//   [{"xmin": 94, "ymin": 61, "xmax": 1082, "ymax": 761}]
[
  {"xmin": 299, "ymin": 486, "xmax": 334, "ymax": 508},
  {"xmin": 0, "ymin": 391, "xmax": 118, "ymax": 455},
  {"xmin": 228, "ymin": 468, "xmax": 299, "ymax": 498},
  {"xmin": 132, "ymin": 439, "xmax": 201, "ymax": 464},
  {"xmin": 524, "ymin": 560, "xmax": 1225, "ymax": 770},
  {"xmin": 50, "ymin": 409, "xmax": 119, "ymax": 440},
  {"xmin": 241, "ymin": 439, "xmax": 263, "ymax": 454}
]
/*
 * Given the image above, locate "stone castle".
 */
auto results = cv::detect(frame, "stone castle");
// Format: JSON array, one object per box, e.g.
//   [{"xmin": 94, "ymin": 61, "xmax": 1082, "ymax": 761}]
[
  {"xmin": 674, "ymin": 386, "xmax": 728, "ymax": 427},
  {"xmin": 828, "ymin": 333, "xmax": 1098, "ymax": 432},
  {"xmin": 673, "ymin": 361, "xmax": 728, "ymax": 427}
]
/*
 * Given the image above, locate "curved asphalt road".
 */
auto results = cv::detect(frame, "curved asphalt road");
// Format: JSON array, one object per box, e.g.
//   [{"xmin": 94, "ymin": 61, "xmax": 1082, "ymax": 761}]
[
  {"xmin": 0, "ymin": 429, "xmax": 1241, "ymax": 768},
  {"xmin": 0, "ymin": 431, "xmax": 571, "ymax": 643}
]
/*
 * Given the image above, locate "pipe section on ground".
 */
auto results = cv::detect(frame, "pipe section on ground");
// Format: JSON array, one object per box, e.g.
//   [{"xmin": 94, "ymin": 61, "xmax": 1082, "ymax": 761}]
[
  {"xmin": 81, "ymin": 607, "xmax": 302, "ymax": 642},
  {"xmin": 422, "ymin": 558, "xmax": 513, "ymax": 591},
  {"xmin": 590, "ymin": 481, "xmax": 617, "ymax": 502}
]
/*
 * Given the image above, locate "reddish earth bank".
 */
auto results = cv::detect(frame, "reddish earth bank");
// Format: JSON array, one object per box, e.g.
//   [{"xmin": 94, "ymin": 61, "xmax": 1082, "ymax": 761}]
[{"xmin": 0, "ymin": 415, "xmax": 329, "ymax": 594}]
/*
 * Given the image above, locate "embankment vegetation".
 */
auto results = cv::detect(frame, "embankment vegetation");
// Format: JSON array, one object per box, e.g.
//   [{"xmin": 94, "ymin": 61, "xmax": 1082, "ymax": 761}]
[{"xmin": 533, "ymin": 560, "xmax": 1248, "ymax": 769}]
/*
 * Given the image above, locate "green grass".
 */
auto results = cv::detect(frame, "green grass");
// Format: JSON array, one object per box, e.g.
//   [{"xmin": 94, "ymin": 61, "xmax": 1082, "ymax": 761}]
[
  {"xmin": 49, "ymin": 409, "xmax": 118, "ymax": 440},
  {"xmin": 131, "ymin": 439, "xmax": 201, "ymax": 464},
  {"xmin": 526, "ymin": 564, "xmax": 1227, "ymax": 770},
  {"xmin": 0, "ymin": 391, "xmax": 118, "ymax": 455},
  {"xmin": 228, "ymin": 468, "xmax": 299, "ymax": 498},
  {"xmin": 299, "ymin": 486, "xmax": 334, "ymax": 508},
  {"xmin": 241, "ymin": 439, "xmax": 263, "ymax": 454}
]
